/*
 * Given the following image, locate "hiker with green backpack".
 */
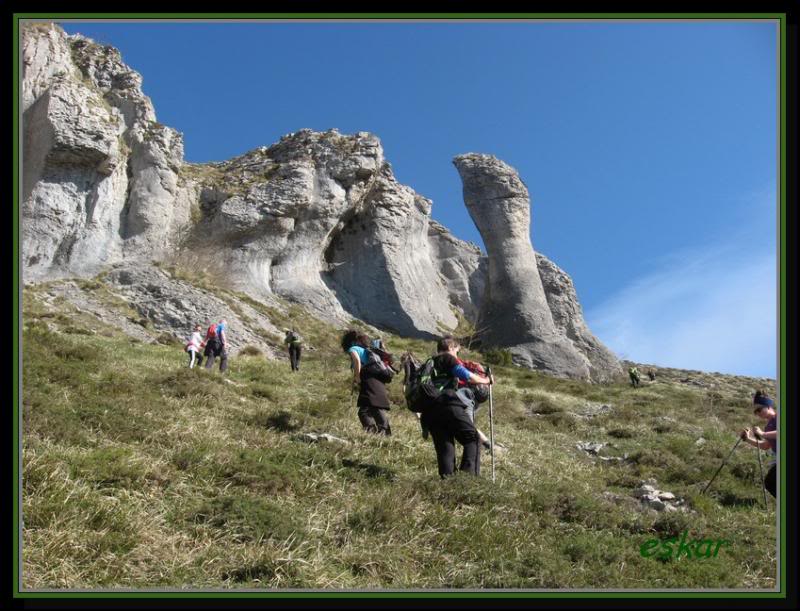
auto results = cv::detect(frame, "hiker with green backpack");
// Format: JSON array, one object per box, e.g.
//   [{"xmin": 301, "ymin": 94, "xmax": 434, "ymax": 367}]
[
  {"xmin": 284, "ymin": 328, "xmax": 303, "ymax": 372},
  {"xmin": 341, "ymin": 330, "xmax": 393, "ymax": 435},
  {"xmin": 408, "ymin": 336, "xmax": 493, "ymax": 478}
]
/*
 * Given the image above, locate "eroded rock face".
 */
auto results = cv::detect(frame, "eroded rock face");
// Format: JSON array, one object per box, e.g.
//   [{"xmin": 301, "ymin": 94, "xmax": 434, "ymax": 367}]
[
  {"xmin": 22, "ymin": 24, "xmax": 620, "ymax": 379},
  {"xmin": 453, "ymin": 153, "xmax": 621, "ymax": 381},
  {"xmin": 536, "ymin": 253, "xmax": 622, "ymax": 382},
  {"xmin": 427, "ymin": 220, "xmax": 486, "ymax": 322},
  {"xmin": 183, "ymin": 129, "xmax": 457, "ymax": 335},
  {"xmin": 103, "ymin": 264, "xmax": 282, "ymax": 356},
  {"xmin": 22, "ymin": 23, "xmax": 192, "ymax": 281}
]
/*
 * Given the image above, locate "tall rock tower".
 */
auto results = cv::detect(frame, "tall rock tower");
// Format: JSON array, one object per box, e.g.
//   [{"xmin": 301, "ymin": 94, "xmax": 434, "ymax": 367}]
[{"xmin": 453, "ymin": 153, "xmax": 621, "ymax": 381}]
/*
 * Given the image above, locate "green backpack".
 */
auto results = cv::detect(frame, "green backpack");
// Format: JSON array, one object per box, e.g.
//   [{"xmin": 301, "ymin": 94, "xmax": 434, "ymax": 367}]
[{"xmin": 404, "ymin": 357, "xmax": 457, "ymax": 413}]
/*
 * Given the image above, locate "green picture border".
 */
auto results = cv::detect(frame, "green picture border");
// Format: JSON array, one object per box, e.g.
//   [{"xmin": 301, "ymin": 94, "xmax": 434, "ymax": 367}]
[{"xmin": 11, "ymin": 11, "xmax": 788, "ymax": 600}]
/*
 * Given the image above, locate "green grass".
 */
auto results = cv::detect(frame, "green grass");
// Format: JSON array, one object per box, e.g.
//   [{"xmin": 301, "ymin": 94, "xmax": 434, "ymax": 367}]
[{"xmin": 20, "ymin": 287, "xmax": 777, "ymax": 589}]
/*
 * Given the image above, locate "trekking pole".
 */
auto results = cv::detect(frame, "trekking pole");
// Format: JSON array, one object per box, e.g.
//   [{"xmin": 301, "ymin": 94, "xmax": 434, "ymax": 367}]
[
  {"xmin": 487, "ymin": 367, "xmax": 496, "ymax": 484},
  {"xmin": 755, "ymin": 431, "xmax": 768, "ymax": 509},
  {"xmin": 702, "ymin": 435, "xmax": 744, "ymax": 495}
]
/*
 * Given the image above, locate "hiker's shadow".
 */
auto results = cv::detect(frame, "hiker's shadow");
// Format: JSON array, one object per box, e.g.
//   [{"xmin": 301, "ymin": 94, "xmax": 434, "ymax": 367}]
[{"xmin": 341, "ymin": 458, "xmax": 397, "ymax": 481}]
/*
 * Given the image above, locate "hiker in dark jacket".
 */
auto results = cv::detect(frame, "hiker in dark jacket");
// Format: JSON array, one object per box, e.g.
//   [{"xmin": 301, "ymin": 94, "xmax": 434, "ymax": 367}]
[
  {"xmin": 284, "ymin": 328, "xmax": 303, "ymax": 372},
  {"xmin": 204, "ymin": 318, "xmax": 228, "ymax": 373},
  {"xmin": 740, "ymin": 392, "xmax": 778, "ymax": 498},
  {"xmin": 421, "ymin": 336, "xmax": 493, "ymax": 478},
  {"xmin": 342, "ymin": 330, "xmax": 392, "ymax": 435}
]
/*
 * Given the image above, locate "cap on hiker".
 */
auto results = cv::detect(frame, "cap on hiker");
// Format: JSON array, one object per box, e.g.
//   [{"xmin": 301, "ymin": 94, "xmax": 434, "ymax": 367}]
[{"xmin": 754, "ymin": 395, "xmax": 774, "ymax": 408}]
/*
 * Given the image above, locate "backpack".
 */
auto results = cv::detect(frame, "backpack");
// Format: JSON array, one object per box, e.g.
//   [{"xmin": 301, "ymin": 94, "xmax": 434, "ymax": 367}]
[
  {"xmin": 404, "ymin": 357, "xmax": 458, "ymax": 413},
  {"xmin": 361, "ymin": 348, "xmax": 394, "ymax": 383},
  {"xmin": 288, "ymin": 332, "xmax": 303, "ymax": 346},
  {"xmin": 371, "ymin": 347, "xmax": 397, "ymax": 371}
]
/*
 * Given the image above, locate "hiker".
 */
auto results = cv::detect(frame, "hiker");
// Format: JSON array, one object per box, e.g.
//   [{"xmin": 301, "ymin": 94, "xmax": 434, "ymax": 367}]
[
  {"xmin": 629, "ymin": 366, "xmax": 641, "ymax": 388},
  {"xmin": 740, "ymin": 392, "xmax": 778, "ymax": 498},
  {"xmin": 204, "ymin": 318, "xmax": 228, "ymax": 373},
  {"xmin": 185, "ymin": 323, "xmax": 205, "ymax": 369},
  {"xmin": 284, "ymin": 328, "xmax": 303, "ymax": 372},
  {"xmin": 371, "ymin": 337, "xmax": 385, "ymax": 351},
  {"xmin": 342, "ymin": 330, "xmax": 392, "ymax": 435},
  {"xmin": 402, "ymin": 351, "xmax": 430, "ymax": 439},
  {"xmin": 647, "ymin": 369, "xmax": 656, "ymax": 382},
  {"xmin": 421, "ymin": 336, "xmax": 493, "ymax": 478},
  {"xmin": 457, "ymin": 359, "xmax": 495, "ymax": 452}
]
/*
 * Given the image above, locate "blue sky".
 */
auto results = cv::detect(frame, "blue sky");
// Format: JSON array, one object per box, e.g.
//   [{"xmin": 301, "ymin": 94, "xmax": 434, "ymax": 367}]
[{"xmin": 58, "ymin": 20, "xmax": 779, "ymax": 377}]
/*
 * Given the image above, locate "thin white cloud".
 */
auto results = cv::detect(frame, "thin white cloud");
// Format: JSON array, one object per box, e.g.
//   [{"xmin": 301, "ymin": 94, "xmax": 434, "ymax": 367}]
[{"xmin": 586, "ymin": 235, "xmax": 777, "ymax": 379}]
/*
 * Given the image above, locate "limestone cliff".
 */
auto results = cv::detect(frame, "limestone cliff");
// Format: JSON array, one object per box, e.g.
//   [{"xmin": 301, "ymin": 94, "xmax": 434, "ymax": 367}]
[{"xmin": 21, "ymin": 23, "xmax": 621, "ymax": 379}]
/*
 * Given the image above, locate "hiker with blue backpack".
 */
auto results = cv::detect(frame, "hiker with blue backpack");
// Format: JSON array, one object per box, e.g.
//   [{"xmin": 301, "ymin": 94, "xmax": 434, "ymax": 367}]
[
  {"xmin": 204, "ymin": 318, "xmax": 228, "ymax": 373},
  {"xmin": 341, "ymin": 330, "xmax": 393, "ymax": 435},
  {"xmin": 409, "ymin": 336, "xmax": 493, "ymax": 478}
]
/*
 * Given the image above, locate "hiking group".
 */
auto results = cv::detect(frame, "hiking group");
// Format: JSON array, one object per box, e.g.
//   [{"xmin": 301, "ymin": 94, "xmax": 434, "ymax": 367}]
[
  {"xmin": 181, "ymin": 320, "xmax": 779, "ymax": 493},
  {"xmin": 341, "ymin": 331, "xmax": 494, "ymax": 479},
  {"xmin": 185, "ymin": 319, "xmax": 228, "ymax": 372}
]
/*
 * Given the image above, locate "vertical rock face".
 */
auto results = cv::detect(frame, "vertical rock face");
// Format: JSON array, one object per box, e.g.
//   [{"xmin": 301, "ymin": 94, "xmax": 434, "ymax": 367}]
[
  {"xmin": 21, "ymin": 23, "xmax": 192, "ymax": 281},
  {"xmin": 453, "ymin": 153, "xmax": 620, "ymax": 381},
  {"xmin": 427, "ymin": 221, "xmax": 486, "ymax": 322},
  {"xmin": 184, "ymin": 129, "xmax": 457, "ymax": 335}
]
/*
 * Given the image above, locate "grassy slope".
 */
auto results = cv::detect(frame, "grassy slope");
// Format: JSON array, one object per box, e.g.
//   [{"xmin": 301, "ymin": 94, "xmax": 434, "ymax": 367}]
[{"xmin": 21, "ymin": 281, "xmax": 777, "ymax": 589}]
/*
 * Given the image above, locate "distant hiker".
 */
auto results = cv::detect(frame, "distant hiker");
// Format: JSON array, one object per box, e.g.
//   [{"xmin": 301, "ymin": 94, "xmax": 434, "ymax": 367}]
[
  {"xmin": 741, "ymin": 392, "xmax": 778, "ymax": 498},
  {"xmin": 284, "ymin": 328, "xmax": 303, "ymax": 372},
  {"xmin": 342, "ymin": 330, "xmax": 392, "ymax": 435},
  {"xmin": 185, "ymin": 324, "xmax": 205, "ymax": 369},
  {"xmin": 421, "ymin": 336, "xmax": 493, "ymax": 478},
  {"xmin": 371, "ymin": 337, "xmax": 384, "ymax": 351},
  {"xmin": 204, "ymin": 318, "xmax": 228, "ymax": 373},
  {"xmin": 629, "ymin": 366, "xmax": 641, "ymax": 388},
  {"xmin": 647, "ymin": 369, "xmax": 656, "ymax": 382}
]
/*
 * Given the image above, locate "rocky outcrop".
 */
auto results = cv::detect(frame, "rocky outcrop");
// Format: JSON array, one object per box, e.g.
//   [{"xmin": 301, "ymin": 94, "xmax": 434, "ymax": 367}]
[
  {"xmin": 184, "ymin": 129, "xmax": 457, "ymax": 336},
  {"xmin": 22, "ymin": 23, "xmax": 621, "ymax": 379},
  {"xmin": 536, "ymin": 254, "xmax": 622, "ymax": 381},
  {"xmin": 22, "ymin": 23, "xmax": 193, "ymax": 281},
  {"xmin": 453, "ymin": 153, "xmax": 621, "ymax": 381},
  {"xmin": 427, "ymin": 221, "xmax": 486, "ymax": 322},
  {"xmin": 103, "ymin": 264, "xmax": 283, "ymax": 356}
]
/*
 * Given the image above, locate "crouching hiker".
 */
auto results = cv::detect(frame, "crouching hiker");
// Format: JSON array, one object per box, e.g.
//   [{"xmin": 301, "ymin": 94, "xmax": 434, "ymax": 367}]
[
  {"xmin": 421, "ymin": 336, "xmax": 492, "ymax": 478},
  {"xmin": 740, "ymin": 392, "xmax": 778, "ymax": 498},
  {"xmin": 342, "ymin": 330, "xmax": 392, "ymax": 435},
  {"xmin": 185, "ymin": 323, "xmax": 205, "ymax": 368}
]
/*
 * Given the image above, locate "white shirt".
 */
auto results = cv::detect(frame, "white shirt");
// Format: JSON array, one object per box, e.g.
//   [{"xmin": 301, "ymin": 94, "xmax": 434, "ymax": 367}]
[{"xmin": 187, "ymin": 331, "xmax": 203, "ymax": 351}]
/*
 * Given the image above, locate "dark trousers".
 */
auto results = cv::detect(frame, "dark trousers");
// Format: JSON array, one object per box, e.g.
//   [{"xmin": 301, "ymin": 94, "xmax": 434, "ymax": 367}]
[
  {"xmin": 204, "ymin": 342, "xmax": 228, "ymax": 373},
  {"xmin": 357, "ymin": 406, "xmax": 391, "ymax": 435},
  {"xmin": 630, "ymin": 375, "xmax": 640, "ymax": 387},
  {"xmin": 765, "ymin": 464, "xmax": 776, "ymax": 498},
  {"xmin": 289, "ymin": 345, "xmax": 302, "ymax": 371},
  {"xmin": 421, "ymin": 401, "xmax": 481, "ymax": 478}
]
